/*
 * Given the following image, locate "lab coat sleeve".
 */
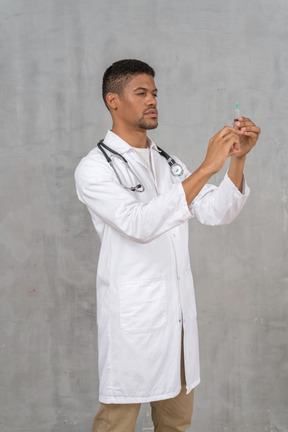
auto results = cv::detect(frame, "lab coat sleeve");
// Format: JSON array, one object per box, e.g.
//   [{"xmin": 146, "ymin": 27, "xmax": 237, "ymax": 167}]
[
  {"xmin": 174, "ymin": 156, "xmax": 250, "ymax": 225},
  {"xmin": 191, "ymin": 173, "xmax": 250, "ymax": 225},
  {"xmin": 74, "ymin": 154, "xmax": 193, "ymax": 244}
]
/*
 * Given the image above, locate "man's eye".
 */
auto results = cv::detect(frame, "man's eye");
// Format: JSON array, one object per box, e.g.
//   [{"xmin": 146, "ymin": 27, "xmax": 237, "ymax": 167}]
[
  {"xmin": 137, "ymin": 92, "xmax": 145, "ymax": 96},
  {"xmin": 153, "ymin": 94, "xmax": 158, "ymax": 98}
]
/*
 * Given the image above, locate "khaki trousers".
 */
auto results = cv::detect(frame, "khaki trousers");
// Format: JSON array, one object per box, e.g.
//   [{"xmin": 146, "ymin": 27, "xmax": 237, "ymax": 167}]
[{"xmin": 92, "ymin": 335, "xmax": 194, "ymax": 432}]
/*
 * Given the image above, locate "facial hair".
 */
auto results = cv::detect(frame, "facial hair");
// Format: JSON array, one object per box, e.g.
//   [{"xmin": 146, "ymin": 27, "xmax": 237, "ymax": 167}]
[{"xmin": 138, "ymin": 112, "xmax": 158, "ymax": 130}]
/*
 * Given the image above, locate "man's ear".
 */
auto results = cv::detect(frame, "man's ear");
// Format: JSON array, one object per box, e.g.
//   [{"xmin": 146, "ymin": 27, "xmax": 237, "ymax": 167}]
[{"xmin": 106, "ymin": 92, "xmax": 119, "ymax": 111}]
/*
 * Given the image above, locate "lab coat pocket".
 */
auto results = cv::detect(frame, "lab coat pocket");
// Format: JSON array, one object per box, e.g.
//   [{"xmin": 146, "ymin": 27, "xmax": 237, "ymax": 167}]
[{"xmin": 119, "ymin": 277, "xmax": 167, "ymax": 332}]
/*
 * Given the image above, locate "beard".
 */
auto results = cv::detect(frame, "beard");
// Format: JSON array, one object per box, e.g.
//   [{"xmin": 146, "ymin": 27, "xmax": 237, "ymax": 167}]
[{"xmin": 138, "ymin": 116, "xmax": 158, "ymax": 130}]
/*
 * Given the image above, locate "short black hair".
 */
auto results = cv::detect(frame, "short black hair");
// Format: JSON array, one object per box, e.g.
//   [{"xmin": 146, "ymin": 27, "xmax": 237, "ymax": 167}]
[{"xmin": 102, "ymin": 59, "xmax": 155, "ymax": 108}]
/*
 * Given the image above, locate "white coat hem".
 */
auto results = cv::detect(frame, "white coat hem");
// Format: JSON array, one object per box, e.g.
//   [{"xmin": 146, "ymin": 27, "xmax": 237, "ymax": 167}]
[
  {"xmin": 186, "ymin": 377, "xmax": 201, "ymax": 395},
  {"xmin": 99, "ymin": 388, "xmax": 182, "ymax": 404},
  {"xmin": 99, "ymin": 378, "xmax": 201, "ymax": 404}
]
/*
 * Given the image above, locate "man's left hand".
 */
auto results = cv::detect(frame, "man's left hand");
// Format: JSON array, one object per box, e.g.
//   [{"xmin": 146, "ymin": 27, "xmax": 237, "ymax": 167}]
[{"xmin": 232, "ymin": 116, "xmax": 261, "ymax": 158}]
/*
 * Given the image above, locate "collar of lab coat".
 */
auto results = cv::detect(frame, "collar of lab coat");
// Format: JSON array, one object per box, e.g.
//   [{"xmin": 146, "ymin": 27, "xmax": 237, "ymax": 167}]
[{"xmin": 104, "ymin": 130, "xmax": 158, "ymax": 155}]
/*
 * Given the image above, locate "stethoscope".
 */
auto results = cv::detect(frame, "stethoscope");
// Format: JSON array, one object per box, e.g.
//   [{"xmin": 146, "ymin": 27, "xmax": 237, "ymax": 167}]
[{"xmin": 97, "ymin": 139, "xmax": 184, "ymax": 193}]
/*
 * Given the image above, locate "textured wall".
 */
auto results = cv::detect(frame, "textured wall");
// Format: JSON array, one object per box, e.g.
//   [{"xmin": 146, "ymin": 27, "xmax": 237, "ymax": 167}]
[{"xmin": 0, "ymin": 0, "xmax": 287, "ymax": 431}]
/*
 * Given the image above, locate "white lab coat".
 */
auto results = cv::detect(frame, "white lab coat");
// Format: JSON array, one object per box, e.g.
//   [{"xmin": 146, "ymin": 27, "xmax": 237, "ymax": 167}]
[{"xmin": 74, "ymin": 130, "xmax": 250, "ymax": 404}]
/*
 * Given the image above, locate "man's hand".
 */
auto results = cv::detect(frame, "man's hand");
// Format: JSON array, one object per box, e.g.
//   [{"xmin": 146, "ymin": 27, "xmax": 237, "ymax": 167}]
[
  {"xmin": 182, "ymin": 117, "xmax": 260, "ymax": 204},
  {"xmin": 203, "ymin": 116, "xmax": 260, "ymax": 174},
  {"xmin": 182, "ymin": 126, "xmax": 241, "ymax": 205},
  {"xmin": 232, "ymin": 116, "xmax": 261, "ymax": 158},
  {"xmin": 202, "ymin": 126, "xmax": 241, "ymax": 175},
  {"xmin": 227, "ymin": 116, "xmax": 260, "ymax": 191}
]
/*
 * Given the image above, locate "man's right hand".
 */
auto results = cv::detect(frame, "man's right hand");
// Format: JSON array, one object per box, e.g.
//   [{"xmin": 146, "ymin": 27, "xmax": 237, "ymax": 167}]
[
  {"xmin": 202, "ymin": 126, "xmax": 241, "ymax": 175},
  {"xmin": 182, "ymin": 126, "xmax": 242, "ymax": 206}
]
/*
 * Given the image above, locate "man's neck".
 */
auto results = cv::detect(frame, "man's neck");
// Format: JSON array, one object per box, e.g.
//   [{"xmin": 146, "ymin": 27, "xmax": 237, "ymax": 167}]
[{"xmin": 111, "ymin": 126, "xmax": 148, "ymax": 148}]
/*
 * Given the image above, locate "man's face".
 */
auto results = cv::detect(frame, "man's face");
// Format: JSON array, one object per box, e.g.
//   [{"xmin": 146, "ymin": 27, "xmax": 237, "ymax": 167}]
[{"xmin": 115, "ymin": 74, "xmax": 158, "ymax": 131}]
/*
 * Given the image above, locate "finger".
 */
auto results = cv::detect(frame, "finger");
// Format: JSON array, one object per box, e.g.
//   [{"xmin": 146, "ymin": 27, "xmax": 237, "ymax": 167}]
[
  {"xmin": 242, "ymin": 131, "xmax": 259, "ymax": 139},
  {"xmin": 237, "ymin": 117, "xmax": 261, "ymax": 134},
  {"xmin": 238, "ymin": 116, "xmax": 252, "ymax": 122},
  {"xmin": 213, "ymin": 129, "xmax": 238, "ymax": 145},
  {"xmin": 223, "ymin": 130, "xmax": 240, "ymax": 141},
  {"xmin": 234, "ymin": 119, "xmax": 255, "ymax": 129},
  {"xmin": 241, "ymin": 125, "xmax": 261, "ymax": 136},
  {"xmin": 220, "ymin": 137, "xmax": 240, "ymax": 153},
  {"xmin": 224, "ymin": 134, "xmax": 240, "ymax": 150},
  {"xmin": 243, "ymin": 126, "xmax": 260, "ymax": 134},
  {"xmin": 233, "ymin": 128, "xmax": 245, "ymax": 135},
  {"xmin": 234, "ymin": 125, "xmax": 260, "ymax": 135},
  {"xmin": 221, "ymin": 130, "xmax": 241, "ymax": 143},
  {"xmin": 219, "ymin": 126, "xmax": 239, "ymax": 139},
  {"xmin": 228, "ymin": 139, "xmax": 241, "ymax": 155}
]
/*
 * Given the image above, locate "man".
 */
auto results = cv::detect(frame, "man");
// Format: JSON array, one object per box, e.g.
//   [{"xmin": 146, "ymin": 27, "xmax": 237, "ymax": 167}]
[{"xmin": 75, "ymin": 59, "xmax": 260, "ymax": 432}]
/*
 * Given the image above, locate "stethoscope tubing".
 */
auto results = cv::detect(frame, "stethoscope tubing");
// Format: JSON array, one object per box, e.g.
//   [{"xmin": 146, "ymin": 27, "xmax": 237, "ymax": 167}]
[
  {"xmin": 97, "ymin": 140, "xmax": 183, "ymax": 192},
  {"xmin": 98, "ymin": 140, "xmax": 144, "ymax": 192},
  {"xmin": 98, "ymin": 140, "xmax": 128, "ymax": 164},
  {"xmin": 156, "ymin": 145, "xmax": 176, "ymax": 167}
]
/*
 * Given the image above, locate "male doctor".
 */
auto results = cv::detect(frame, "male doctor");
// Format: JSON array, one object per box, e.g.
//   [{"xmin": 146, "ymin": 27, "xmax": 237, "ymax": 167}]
[{"xmin": 75, "ymin": 59, "xmax": 260, "ymax": 432}]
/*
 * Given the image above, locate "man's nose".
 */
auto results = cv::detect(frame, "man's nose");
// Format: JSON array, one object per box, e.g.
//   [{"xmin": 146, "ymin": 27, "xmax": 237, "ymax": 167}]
[{"xmin": 146, "ymin": 92, "xmax": 157, "ymax": 106}]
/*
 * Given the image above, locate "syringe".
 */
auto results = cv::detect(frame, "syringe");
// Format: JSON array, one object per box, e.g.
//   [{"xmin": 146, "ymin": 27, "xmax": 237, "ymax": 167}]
[{"xmin": 234, "ymin": 103, "xmax": 240, "ymax": 128}]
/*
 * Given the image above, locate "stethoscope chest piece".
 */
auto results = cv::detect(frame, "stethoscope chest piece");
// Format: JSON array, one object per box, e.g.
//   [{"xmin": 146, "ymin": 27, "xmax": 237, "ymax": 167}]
[
  {"xmin": 156, "ymin": 145, "xmax": 183, "ymax": 177},
  {"xmin": 171, "ymin": 163, "xmax": 183, "ymax": 176}
]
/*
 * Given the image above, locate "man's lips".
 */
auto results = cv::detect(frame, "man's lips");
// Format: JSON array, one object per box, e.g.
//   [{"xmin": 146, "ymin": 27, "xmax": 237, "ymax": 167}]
[{"xmin": 144, "ymin": 109, "xmax": 158, "ymax": 117}]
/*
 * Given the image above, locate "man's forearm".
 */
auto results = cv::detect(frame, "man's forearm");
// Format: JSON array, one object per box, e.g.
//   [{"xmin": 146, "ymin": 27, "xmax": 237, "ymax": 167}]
[
  {"xmin": 228, "ymin": 155, "xmax": 246, "ymax": 192},
  {"xmin": 182, "ymin": 154, "xmax": 246, "ymax": 207},
  {"xmin": 182, "ymin": 164, "xmax": 213, "ymax": 206}
]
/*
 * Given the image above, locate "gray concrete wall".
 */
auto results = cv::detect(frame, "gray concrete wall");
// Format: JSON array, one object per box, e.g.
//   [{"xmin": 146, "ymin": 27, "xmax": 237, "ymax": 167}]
[{"xmin": 0, "ymin": 0, "xmax": 287, "ymax": 431}]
